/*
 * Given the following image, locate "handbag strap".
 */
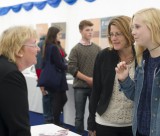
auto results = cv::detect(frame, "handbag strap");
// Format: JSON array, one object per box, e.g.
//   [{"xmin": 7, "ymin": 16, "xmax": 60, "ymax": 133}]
[
  {"xmin": 42, "ymin": 44, "xmax": 53, "ymax": 68},
  {"xmin": 45, "ymin": 45, "xmax": 52, "ymax": 62}
]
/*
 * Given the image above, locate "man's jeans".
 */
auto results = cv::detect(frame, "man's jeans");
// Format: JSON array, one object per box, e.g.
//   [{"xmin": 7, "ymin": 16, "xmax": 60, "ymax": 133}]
[
  {"xmin": 42, "ymin": 91, "xmax": 53, "ymax": 123},
  {"xmin": 74, "ymin": 88, "xmax": 91, "ymax": 134}
]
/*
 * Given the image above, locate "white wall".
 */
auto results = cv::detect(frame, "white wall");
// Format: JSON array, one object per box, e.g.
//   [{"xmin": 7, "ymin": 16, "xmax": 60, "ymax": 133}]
[{"xmin": 0, "ymin": 0, "xmax": 160, "ymax": 54}]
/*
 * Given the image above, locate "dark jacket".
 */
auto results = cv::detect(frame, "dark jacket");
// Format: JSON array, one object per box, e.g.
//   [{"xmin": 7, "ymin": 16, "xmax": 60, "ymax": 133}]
[
  {"xmin": 87, "ymin": 48, "xmax": 119, "ymax": 131},
  {"xmin": 0, "ymin": 56, "xmax": 31, "ymax": 136},
  {"xmin": 44, "ymin": 44, "xmax": 68, "ymax": 91},
  {"xmin": 88, "ymin": 47, "xmax": 136, "ymax": 131}
]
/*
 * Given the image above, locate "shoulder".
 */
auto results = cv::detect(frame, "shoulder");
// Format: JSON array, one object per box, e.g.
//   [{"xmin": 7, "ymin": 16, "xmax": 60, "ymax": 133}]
[
  {"xmin": 5, "ymin": 71, "xmax": 25, "ymax": 83},
  {"xmin": 0, "ymin": 56, "xmax": 19, "ymax": 80},
  {"xmin": 92, "ymin": 42, "xmax": 99, "ymax": 47},
  {"xmin": 0, "ymin": 69, "xmax": 25, "ymax": 88},
  {"xmin": 73, "ymin": 43, "xmax": 81, "ymax": 49},
  {"xmin": 96, "ymin": 47, "xmax": 118, "ymax": 60},
  {"xmin": 98, "ymin": 47, "xmax": 115, "ymax": 56},
  {"xmin": 46, "ymin": 44, "xmax": 59, "ymax": 51},
  {"xmin": 70, "ymin": 43, "xmax": 81, "ymax": 53}
]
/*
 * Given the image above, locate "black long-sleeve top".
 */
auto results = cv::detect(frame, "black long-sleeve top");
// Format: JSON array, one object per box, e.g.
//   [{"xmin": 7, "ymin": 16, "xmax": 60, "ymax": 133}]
[
  {"xmin": 87, "ymin": 48, "xmax": 119, "ymax": 131},
  {"xmin": 0, "ymin": 56, "xmax": 31, "ymax": 136}
]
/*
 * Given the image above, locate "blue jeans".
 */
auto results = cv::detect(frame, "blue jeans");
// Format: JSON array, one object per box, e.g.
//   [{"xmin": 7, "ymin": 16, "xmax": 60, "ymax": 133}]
[
  {"xmin": 42, "ymin": 91, "xmax": 53, "ymax": 122},
  {"xmin": 74, "ymin": 88, "xmax": 91, "ymax": 134}
]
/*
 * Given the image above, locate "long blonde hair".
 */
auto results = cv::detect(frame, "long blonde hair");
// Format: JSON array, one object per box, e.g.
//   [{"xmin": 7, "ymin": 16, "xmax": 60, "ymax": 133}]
[{"xmin": 131, "ymin": 8, "xmax": 160, "ymax": 65}]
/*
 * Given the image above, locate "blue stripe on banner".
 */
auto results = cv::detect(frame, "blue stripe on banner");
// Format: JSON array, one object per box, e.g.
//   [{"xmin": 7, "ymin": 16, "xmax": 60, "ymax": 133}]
[{"xmin": 0, "ymin": 0, "xmax": 96, "ymax": 16}]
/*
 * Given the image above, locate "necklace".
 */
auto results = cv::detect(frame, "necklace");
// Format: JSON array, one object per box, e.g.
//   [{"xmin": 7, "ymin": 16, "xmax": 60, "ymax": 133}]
[
  {"xmin": 125, "ymin": 57, "xmax": 135, "ymax": 65},
  {"xmin": 149, "ymin": 45, "xmax": 160, "ymax": 52},
  {"xmin": 136, "ymin": 45, "xmax": 160, "ymax": 58},
  {"xmin": 119, "ymin": 55, "xmax": 135, "ymax": 65}
]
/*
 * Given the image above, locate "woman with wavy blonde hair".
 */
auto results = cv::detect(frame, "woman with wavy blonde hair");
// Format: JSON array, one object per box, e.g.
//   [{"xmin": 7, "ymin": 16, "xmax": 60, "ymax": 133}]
[{"xmin": 0, "ymin": 26, "xmax": 40, "ymax": 136}]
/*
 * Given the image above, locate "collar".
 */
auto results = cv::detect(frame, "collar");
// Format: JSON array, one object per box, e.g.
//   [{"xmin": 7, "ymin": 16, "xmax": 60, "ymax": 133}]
[{"xmin": 79, "ymin": 39, "xmax": 92, "ymax": 46}]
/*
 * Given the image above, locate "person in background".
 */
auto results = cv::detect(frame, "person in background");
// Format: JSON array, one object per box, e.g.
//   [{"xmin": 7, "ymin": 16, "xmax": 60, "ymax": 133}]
[
  {"xmin": 35, "ymin": 35, "xmax": 54, "ymax": 123},
  {"xmin": 43, "ymin": 26, "xmax": 68, "ymax": 126},
  {"xmin": 68, "ymin": 20, "xmax": 101, "ymax": 135},
  {"xmin": 88, "ymin": 16, "xmax": 135, "ymax": 136},
  {"xmin": 36, "ymin": 35, "xmax": 46, "ymax": 78},
  {"xmin": 0, "ymin": 26, "xmax": 40, "ymax": 136},
  {"xmin": 115, "ymin": 8, "xmax": 160, "ymax": 136}
]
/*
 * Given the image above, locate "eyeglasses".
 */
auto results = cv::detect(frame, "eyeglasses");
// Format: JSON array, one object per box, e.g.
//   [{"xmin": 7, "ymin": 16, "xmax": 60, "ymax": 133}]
[
  {"xmin": 107, "ymin": 32, "xmax": 123, "ymax": 38},
  {"xmin": 23, "ymin": 43, "xmax": 38, "ymax": 48}
]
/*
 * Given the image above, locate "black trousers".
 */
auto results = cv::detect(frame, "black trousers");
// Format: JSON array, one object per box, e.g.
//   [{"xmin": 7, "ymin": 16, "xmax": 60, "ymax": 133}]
[
  {"xmin": 96, "ymin": 123, "xmax": 133, "ymax": 136},
  {"xmin": 50, "ymin": 91, "xmax": 67, "ymax": 126}
]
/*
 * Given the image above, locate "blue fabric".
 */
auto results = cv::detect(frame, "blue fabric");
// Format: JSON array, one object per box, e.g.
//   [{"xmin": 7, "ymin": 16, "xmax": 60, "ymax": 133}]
[
  {"xmin": 23, "ymin": 2, "xmax": 34, "ymax": 11},
  {"xmin": 42, "ymin": 91, "xmax": 53, "ymax": 121},
  {"xmin": 137, "ymin": 56, "xmax": 160, "ymax": 135},
  {"xmin": 47, "ymin": 0, "xmax": 61, "ymax": 8},
  {"xmin": 34, "ymin": 1, "xmax": 47, "ymax": 10},
  {"xmin": 0, "ymin": 0, "xmax": 96, "ymax": 16},
  {"xmin": 64, "ymin": 0, "xmax": 77, "ymax": 5},
  {"xmin": 12, "ymin": 4, "xmax": 22, "ymax": 12},
  {"xmin": 74, "ymin": 88, "xmax": 91, "ymax": 134},
  {"xmin": 39, "ymin": 44, "xmax": 68, "ymax": 91},
  {"xmin": 37, "ymin": 45, "xmax": 63, "ymax": 90},
  {"xmin": 119, "ymin": 50, "xmax": 160, "ymax": 136}
]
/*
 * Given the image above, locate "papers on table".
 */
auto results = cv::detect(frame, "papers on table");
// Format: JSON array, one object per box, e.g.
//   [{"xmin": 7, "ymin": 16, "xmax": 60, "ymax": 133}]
[{"xmin": 31, "ymin": 124, "xmax": 80, "ymax": 136}]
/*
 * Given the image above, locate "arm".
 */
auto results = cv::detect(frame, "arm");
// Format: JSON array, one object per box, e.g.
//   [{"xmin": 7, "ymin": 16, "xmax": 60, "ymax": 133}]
[
  {"xmin": 35, "ymin": 69, "xmax": 48, "ymax": 95},
  {"xmin": 119, "ymin": 75, "xmax": 135, "ymax": 101},
  {"xmin": 88, "ymin": 53, "xmax": 102, "ymax": 131},
  {"xmin": 50, "ymin": 45, "xmax": 67, "ymax": 70},
  {"xmin": 68, "ymin": 47, "xmax": 92, "ymax": 86},
  {"xmin": 116, "ymin": 61, "xmax": 135, "ymax": 100},
  {"xmin": 76, "ymin": 71, "xmax": 93, "ymax": 87},
  {"xmin": 0, "ymin": 71, "xmax": 31, "ymax": 136}
]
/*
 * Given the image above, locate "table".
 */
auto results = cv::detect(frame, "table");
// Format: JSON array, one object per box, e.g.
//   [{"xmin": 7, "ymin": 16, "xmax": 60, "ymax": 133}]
[
  {"xmin": 31, "ymin": 124, "xmax": 80, "ymax": 136},
  {"xmin": 24, "ymin": 73, "xmax": 43, "ymax": 113}
]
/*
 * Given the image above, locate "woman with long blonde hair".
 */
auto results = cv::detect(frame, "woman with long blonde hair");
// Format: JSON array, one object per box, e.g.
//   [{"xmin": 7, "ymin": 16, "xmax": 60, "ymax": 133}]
[{"xmin": 116, "ymin": 8, "xmax": 160, "ymax": 136}]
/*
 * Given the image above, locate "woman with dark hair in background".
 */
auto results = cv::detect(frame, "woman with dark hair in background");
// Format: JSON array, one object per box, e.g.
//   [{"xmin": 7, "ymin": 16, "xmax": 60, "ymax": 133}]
[
  {"xmin": 35, "ymin": 35, "xmax": 54, "ymax": 123},
  {"xmin": 42, "ymin": 26, "xmax": 68, "ymax": 126}
]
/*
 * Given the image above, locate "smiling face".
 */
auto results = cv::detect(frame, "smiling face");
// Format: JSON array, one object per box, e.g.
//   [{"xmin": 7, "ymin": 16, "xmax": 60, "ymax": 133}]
[
  {"xmin": 131, "ymin": 15, "xmax": 152, "ymax": 49},
  {"xmin": 109, "ymin": 25, "xmax": 128, "ymax": 51},
  {"xmin": 18, "ymin": 38, "xmax": 40, "ymax": 70}
]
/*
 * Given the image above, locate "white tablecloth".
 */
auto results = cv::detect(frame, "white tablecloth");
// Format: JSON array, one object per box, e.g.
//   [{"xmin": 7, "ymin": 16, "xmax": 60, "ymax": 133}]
[
  {"xmin": 31, "ymin": 124, "xmax": 80, "ymax": 136},
  {"xmin": 24, "ymin": 73, "xmax": 43, "ymax": 113},
  {"xmin": 24, "ymin": 72, "xmax": 89, "ymax": 130}
]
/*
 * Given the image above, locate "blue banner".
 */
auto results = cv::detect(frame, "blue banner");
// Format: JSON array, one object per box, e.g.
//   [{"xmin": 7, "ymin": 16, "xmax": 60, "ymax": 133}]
[{"xmin": 0, "ymin": 0, "xmax": 96, "ymax": 16}]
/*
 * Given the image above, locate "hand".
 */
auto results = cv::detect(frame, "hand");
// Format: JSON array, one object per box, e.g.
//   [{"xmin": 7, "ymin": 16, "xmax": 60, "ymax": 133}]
[
  {"xmin": 115, "ymin": 61, "xmax": 129, "ymax": 82},
  {"xmin": 40, "ymin": 87, "xmax": 48, "ymax": 95},
  {"xmin": 88, "ymin": 130, "xmax": 96, "ymax": 136},
  {"xmin": 86, "ymin": 77, "xmax": 93, "ymax": 87}
]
